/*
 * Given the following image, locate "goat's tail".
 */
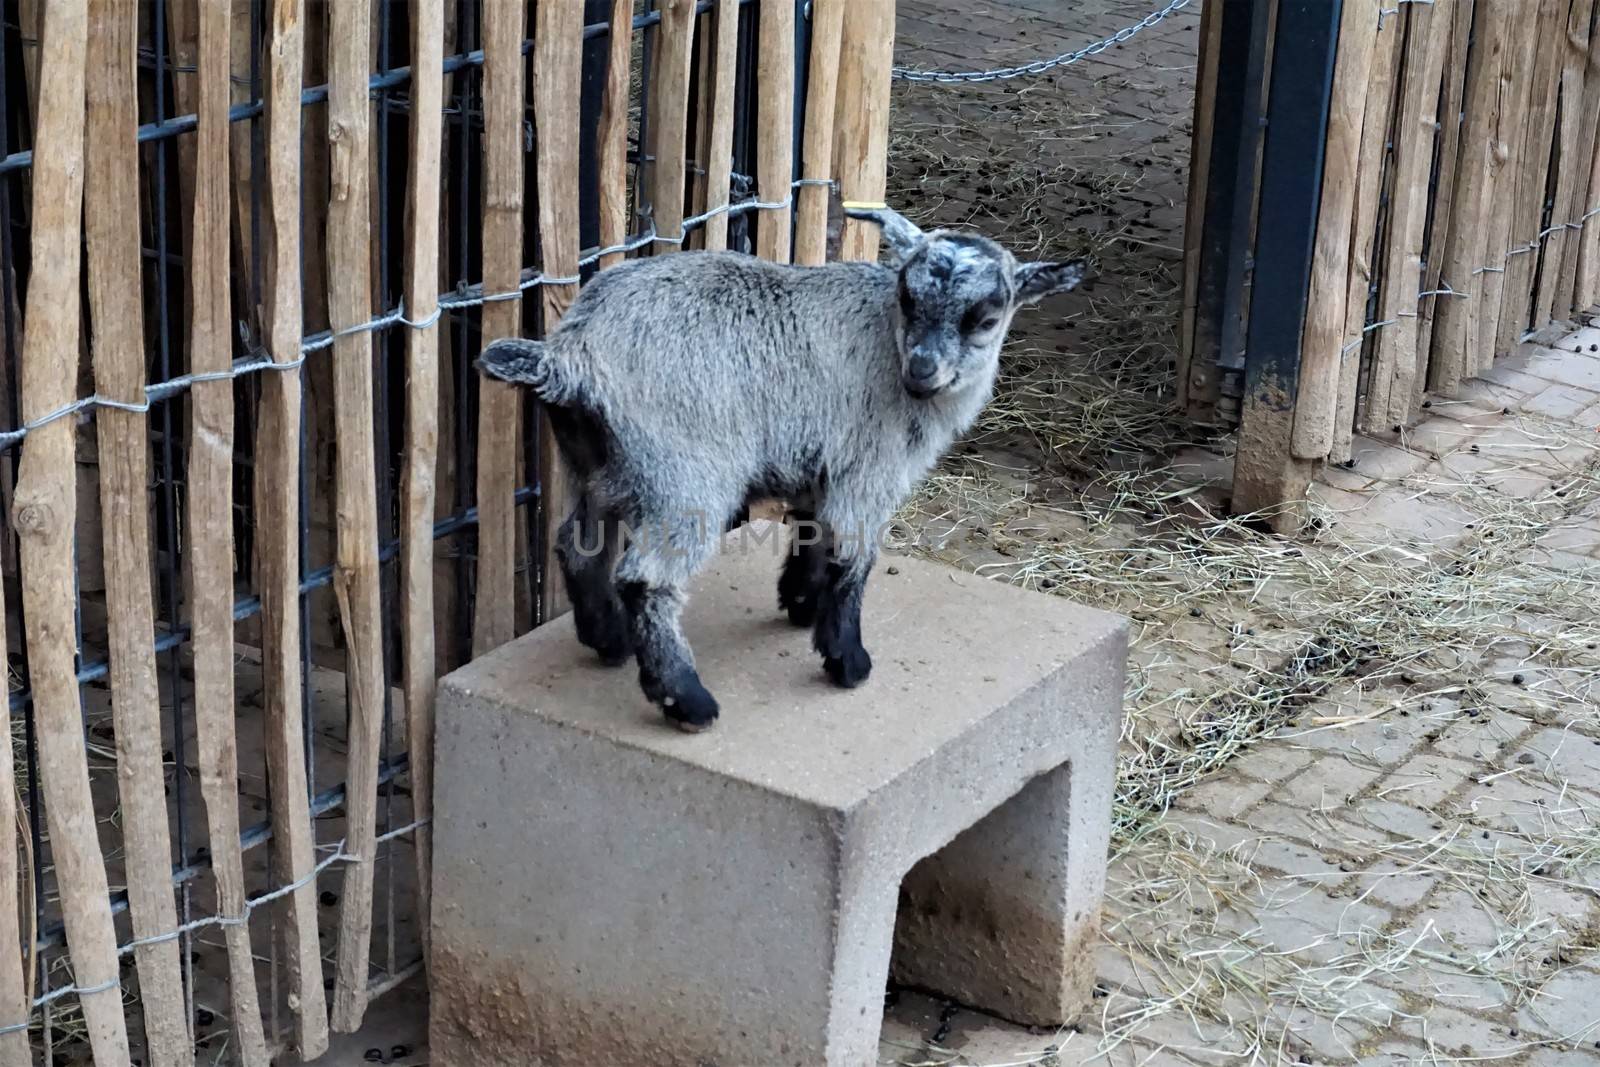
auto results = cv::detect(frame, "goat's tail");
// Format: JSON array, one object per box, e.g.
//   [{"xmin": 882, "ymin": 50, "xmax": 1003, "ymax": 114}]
[{"xmin": 475, "ymin": 338, "xmax": 583, "ymax": 407}]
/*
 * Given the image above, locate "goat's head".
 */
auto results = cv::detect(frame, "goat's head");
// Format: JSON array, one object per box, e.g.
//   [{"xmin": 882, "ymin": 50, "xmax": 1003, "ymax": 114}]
[{"xmin": 846, "ymin": 205, "xmax": 1089, "ymax": 400}]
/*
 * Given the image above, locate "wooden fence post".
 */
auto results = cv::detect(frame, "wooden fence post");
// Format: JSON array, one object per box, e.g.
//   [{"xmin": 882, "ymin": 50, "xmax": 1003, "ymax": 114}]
[
  {"xmin": 1290, "ymin": 0, "xmax": 1378, "ymax": 458},
  {"xmin": 1364, "ymin": 0, "xmax": 1450, "ymax": 433},
  {"xmin": 327, "ymin": 0, "xmax": 389, "ymax": 1032},
  {"xmin": 257, "ymin": 0, "xmax": 332, "ymax": 1054},
  {"xmin": 1414, "ymin": 0, "xmax": 1475, "ymax": 383},
  {"xmin": 793, "ymin": 0, "xmax": 844, "ymax": 266},
  {"xmin": 755, "ymin": 0, "xmax": 795, "ymax": 262},
  {"xmin": 1428, "ymin": 0, "xmax": 1507, "ymax": 394},
  {"xmin": 1331, "ymin": 6, "xmax": 1403, "ymax": 460},
  {"xmin": 835, "ymin": 0, "xmax": 893, "ymax": 263},
  {"xmin": 10, "ymin": 1, "xmax": 132, "ymax": 1061},
  {"xmin": 534, "ymin": 0, "xmax": 584, "ymax": 621},
  {"xmin": 597, "ymin": 1, "xmax": 635, "ymax": 267},
  {"xmin": 1542, "ymin": 0, "xmax": 1599, "ymax": 322},
  {"xmin": 701, "ymin": 0, "xmax": 739, "ymax": 252},
  {"xmin": 402, "ymin": 0, "xmax": 444, "ymax": 970},
  {"xmin": 473, "ymin": 0, "xmax": 525, "ymax": 657},
  {"xmin": 84, "ymin": 2, "xmax": 191, "ymax": 1062},
  {"xmin": 185, "ymin": 0, "xmax": 272, "ymax": 1059},
  {"xmin": 651, "ymin": 0, "xmax": 697, "ymax": 252},
  {"xmin": 1491, "ymin": 0, "xmax": 1555, "ymax": 358}
]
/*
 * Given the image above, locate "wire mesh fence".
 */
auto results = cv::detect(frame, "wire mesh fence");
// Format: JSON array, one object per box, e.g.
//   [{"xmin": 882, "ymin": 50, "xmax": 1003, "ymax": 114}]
[{"xmin": 0, "ymin": 0, "xmax": 892, "ymax": 1061}]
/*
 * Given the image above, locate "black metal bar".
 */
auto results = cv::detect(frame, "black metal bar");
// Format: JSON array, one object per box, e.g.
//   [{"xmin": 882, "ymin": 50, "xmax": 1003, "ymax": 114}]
[{"xmin": 1241, "ymin": 0, "xmax": 1341, "ymax": 408}]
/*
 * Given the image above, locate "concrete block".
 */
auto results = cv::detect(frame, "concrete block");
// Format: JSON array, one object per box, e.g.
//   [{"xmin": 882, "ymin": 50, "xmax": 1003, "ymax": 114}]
[{"xmin": 428, "ymin": 528, "xmax": 1128, "ymax": 1067}]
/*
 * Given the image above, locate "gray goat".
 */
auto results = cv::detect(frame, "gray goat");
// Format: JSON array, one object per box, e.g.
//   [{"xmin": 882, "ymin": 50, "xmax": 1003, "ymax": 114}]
[{"xmin": 477, "ymin": 206, "xmax": 1087, "ymax": 731}]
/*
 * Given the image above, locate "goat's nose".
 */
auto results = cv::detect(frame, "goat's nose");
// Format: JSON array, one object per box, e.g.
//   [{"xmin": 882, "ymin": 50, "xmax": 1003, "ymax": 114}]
[{"xmin": 906, "ymin": 353, "xmax": 937, "ymax": 382}]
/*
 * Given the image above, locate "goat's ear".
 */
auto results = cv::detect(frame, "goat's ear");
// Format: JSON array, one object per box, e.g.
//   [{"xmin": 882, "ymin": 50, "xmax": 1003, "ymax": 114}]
[
  {"xmin": 1014, "ymin": 259, "xmax": 1090, "ymax": 304},
  {"xmin": 842, "ymin": 204, "xmax": 925, "ymax": 262}
]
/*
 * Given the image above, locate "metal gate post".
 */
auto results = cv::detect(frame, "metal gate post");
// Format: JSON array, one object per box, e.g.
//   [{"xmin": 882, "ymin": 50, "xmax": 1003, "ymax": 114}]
[{"xmin": 1231, "ymin": 0, "xmax": 1342, "ymax": 528}]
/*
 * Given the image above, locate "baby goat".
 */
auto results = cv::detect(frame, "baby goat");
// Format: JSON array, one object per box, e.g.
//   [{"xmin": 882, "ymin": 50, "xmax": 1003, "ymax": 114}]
[{"xmin": 477, "ymin": 206, "xmax": 1087, "ymax": 731}]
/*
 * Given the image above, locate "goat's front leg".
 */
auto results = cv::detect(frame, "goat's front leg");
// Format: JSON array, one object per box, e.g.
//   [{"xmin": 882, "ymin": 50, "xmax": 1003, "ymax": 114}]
[
  {"xmin": 557, "ymin": 493, "xmax": 630, "ymax": 666},
  {"xmin": 617, "ymin": 580, "xmax": 719, "ymax": 731},
  {"xmin": 811, "ymin": 544, "xmax": 874, "ymax": 689}
]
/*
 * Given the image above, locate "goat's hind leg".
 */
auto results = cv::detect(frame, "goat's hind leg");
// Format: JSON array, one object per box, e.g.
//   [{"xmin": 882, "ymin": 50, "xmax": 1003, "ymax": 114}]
[
  {"xmin": 556, "ymin": 492, "xmax": 630, "ymax": 665},
  {"xmin": 777, "ymin": 509, "xmax": 828, "ymax": 627}
]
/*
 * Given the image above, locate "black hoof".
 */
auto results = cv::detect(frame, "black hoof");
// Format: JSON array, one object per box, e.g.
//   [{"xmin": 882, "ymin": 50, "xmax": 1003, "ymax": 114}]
[
  {"xmin": 824, "ymin": 645, "xmax": 872, "ymax": 688},
  {"xmin": 660, "ymin": 675, "xmax": 720, "ymax": 731}
]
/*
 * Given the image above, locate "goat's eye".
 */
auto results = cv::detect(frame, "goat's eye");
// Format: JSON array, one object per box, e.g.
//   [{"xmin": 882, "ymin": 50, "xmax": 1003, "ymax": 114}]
[{"xmin": 962, "ymin": 305, "xmax": 1003, "ymax": 334}]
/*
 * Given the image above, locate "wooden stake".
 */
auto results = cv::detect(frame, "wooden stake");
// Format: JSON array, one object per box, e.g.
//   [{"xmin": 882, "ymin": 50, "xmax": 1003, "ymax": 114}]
[
  {"xmin": 1537, "ymin": 0, "xmax": 1597, "ymax": 322},
  {"xmin": 1489, "ymin": 0, "xmax": 1561, "ymax": 361},
  {"xmin": 533, "ymin": 0, "xmax": 584, "ymax": 620},
  {"xmin": 326, "ymin": 0, "xmax": 388, "ymax": 1032},
  {"xmin": 835, "ymin": 0, "xmax": 894, "ymax": 262},
  {"xmin": 401, "ymin": 0, "xmax": 443, "ymax": 970},
  {"xmin": 1365, "ymin": 0, "xmax": 1452, "ymax": 432},
  {"xmin": 1414, "ymin": 0, "xmax": 1475, "ymax": 378},
  {"xmin": 1291, "ymin": 0, "xmax": 1379, "ymax": 457},
  {"xmin": 598, "ymin": 1, "xmax": 635, "ymax": 268},
  {"xmin": 1491, "ymin": 0, "xmax": 1555, "ymax": 358},
  {"xmin": 472, "ymin": 0, "xmax": 524, "ymax": 657},
  {"xmin": 185, "ymin": 0, "xmax": 271, "ymax": 1059},
  {"xmin": 85, "ymin": 3, "xmax": 191, "ymax": 1062},
  {"xmin": 257, "ymin": 0, "xmax": 331, "ymax": 1054},
  {"xmin": 1428, "ymin": 0, "xmax": 1508, "ymax": 393},
  {"xmin": 755, "ymin": 0, "xmax": 794, "ymax": 262},
  {"xmin": 794, "ymin": 0, "xmax": 845, "ymax": 266},
  {"xmin": 650, "ymin": 0, "xmax": 696, "ymax": 251},
  {"xmin": 701, "ymin": 0, "xmax": 739, "ymax": 252},
  {"xmin": 1559, "ymin": 3, "xmax": 1600, "ymax": 313},
  {"xmin": 10, "ymin": 2, "xmax": 132, "ymax": 1061},
  {"xmin": 1332, "ymin": 8, "xmax": 1405, "ymax": 462}
]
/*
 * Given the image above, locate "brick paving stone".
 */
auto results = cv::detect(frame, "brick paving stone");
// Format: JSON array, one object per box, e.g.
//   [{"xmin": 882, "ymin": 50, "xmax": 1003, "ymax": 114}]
[
  {"xmin": 1281, "ymin": 706, "xmax": 1438, "ymax": 768},
  {"xmin": 1523, "ymin": 384, "xmax": 1600, "ymax": 420},
  {"xmin": 1536, "ymin": 521, "xmax": 1600, "ymax": 556},
  {"xmin": 1377, "ymin": 754, "xmax": 1479, "ymax": 810},
  {"xmin": 1346, "ymin": 858, "xmax": 1438, "ymax": 911},
  {"xmin": 1272, "ymin": 755, "xmax": 1387, "ymax": 812},
  {"xmin": 1415, "ymin": 888, "xmax": 1519, "ymax": 955},
  {"xmin": 1334, "ymin": 487, "xmax": 1480, "ymax": 549},
  {"xmin": 1230, "ymin": 743, "xmax": 1319, "ymax": 785},
  {"xmin": 1402, "ymin": 418, "xmax": 1489, "ymax": 458},
  {"xmin": 1389, "ymin": 1005, "xmax": 1527, "ymax": 1060},
  {"xmin": 1505, "ymin": 728, "xmax": 1600, "ymax": 794},
  {"xmin": 1516, "ymin": 968, "xmax": 1600, "ymax": 1044},
  {"xmin": 1171, "ymin": 771, "xmax": 1271, "ymax": 820},
  {"xmin": 1349, "ymin": 439, "xmax": 1433, "ymax": 481},
  {"xmin": 1480, "ymin": 364, "xmax": 1563, "ymax": 394},
  {"xmin": 1434, "ymin": 706, "xmax": 1535, "ymax": 764},
  {"xmin": 1520, "ymin": 349, "xmax": 1600, "ymax": 392},
  {"xmin": 1448, "ymin": 775, "xmax": 1592, "ymax": 835},
  {"xmin": 1340, "ymin": 798, "xmax": 1452, "ymax": 842}
]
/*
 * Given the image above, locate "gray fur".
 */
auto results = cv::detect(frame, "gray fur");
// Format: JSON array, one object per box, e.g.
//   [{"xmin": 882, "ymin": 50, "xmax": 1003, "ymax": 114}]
[{"xmin": 478, "ymin": 206, "xmax": 1088, "ymax": 729}]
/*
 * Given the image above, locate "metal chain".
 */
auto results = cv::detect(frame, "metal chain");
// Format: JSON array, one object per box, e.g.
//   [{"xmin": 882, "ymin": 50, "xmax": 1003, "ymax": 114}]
[{"xmin": 890, "ymin": 0, "xmax": 1192, "ymax": 84}]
